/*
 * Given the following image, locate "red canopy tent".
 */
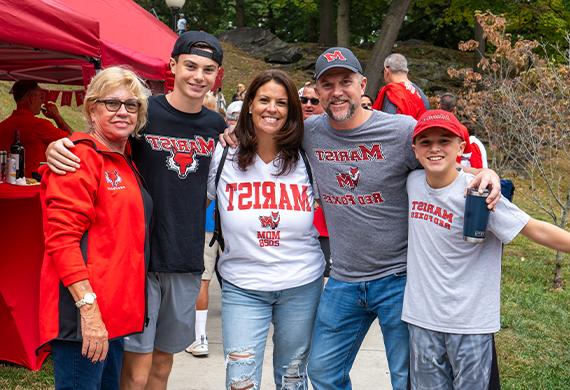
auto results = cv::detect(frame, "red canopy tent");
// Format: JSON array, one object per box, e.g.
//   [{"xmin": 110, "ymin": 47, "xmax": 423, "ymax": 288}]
[
  {"xmin": 0, "ymin": 0, "xmax": 101, "ymax": 84},
  {"xmin": 0, "ymin": 0, "xmax": 177, "ymax": 85},
  {"xmin": 61, "ymin": 0, "xmax": 177, "ymax": 82}
]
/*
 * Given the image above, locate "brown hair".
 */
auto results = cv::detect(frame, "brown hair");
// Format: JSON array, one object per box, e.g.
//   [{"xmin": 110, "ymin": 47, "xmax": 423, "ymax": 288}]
[{"xmin": 234, "ymin": 70, "xmax": 303, "ymax": 176}]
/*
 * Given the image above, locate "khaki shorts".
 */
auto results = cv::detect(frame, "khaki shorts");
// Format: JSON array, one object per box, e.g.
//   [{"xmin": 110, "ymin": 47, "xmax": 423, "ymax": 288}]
[{"xmin": 202, "ymin": 232, "xmax": 219, "ymax": 281}]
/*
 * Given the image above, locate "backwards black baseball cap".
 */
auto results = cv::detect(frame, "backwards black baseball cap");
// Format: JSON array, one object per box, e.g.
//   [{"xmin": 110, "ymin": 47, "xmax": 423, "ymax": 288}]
[
  {"xmin": 171, "ymin": 31, "xmax": 223, "ymax": 66},
  {"xmin": 314, "ymin": 47, "xmax": 362, "ymax": 80}
]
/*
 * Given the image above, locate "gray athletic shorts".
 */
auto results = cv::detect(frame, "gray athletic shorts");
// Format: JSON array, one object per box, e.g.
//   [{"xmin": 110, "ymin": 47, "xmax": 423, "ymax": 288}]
[
  {"xmin": 124, "ymin": 272, "xmax": 201, "ymax": 354},
  {"xmin": 202, "ymin": 232, "xmax": 219, "ymax": 281},
  {"xmin": 409, "ymin": 324, "xmax": 492, "ymax": 390}
]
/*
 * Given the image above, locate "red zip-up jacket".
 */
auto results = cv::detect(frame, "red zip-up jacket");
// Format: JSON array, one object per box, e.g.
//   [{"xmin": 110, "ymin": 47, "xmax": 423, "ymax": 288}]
[{"xmin": 39, "ymin": 133, "xmax": 152, "ymax": 347}]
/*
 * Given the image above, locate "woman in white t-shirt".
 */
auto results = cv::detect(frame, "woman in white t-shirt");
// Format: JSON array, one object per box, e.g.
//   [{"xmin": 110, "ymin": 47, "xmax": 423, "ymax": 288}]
[{"xmin": 207, "ymin": 69, "xmax": 324, "ymax": 389}]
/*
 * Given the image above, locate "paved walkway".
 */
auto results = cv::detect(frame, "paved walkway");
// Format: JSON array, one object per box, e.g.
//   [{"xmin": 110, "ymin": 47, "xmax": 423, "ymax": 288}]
[{"xmin": 169, "ymin": 279, "xmax": 392, "ymax": 389}]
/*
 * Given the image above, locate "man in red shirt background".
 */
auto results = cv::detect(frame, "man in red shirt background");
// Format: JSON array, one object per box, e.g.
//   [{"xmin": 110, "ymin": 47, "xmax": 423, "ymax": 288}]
[
  {"xmin": 372, "ymin": 53, "xmax": 429, "ymax": 120},
  {"xmin": 0, "ymin": 80, "xmax": 73, "ymax": 177}
]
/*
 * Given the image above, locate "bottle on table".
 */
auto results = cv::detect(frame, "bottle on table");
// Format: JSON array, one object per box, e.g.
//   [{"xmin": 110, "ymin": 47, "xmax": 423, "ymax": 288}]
[
  {"xmin": 9, "ymin": 130, "xmax": 25, "ymax": 179},
  {"xmin": 0, "ymin": 151, "xmax": 7, "ymax": 183}
]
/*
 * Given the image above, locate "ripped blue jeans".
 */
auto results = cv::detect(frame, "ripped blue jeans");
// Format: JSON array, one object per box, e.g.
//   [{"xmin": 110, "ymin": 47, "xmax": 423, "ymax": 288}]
[{"xmin": 221, "ymin": 277, "xmax": 323, "ymax": 389}]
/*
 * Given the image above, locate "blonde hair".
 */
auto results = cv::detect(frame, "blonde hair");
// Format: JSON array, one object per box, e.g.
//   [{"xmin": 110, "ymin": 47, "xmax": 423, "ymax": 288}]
[
  {"xmin": 203, "ymin": 91, "xmax": 217, "ymax": 112},
  {"xmin": 83, "ymin": 66, "xmax": 151, "ymax": 137}
]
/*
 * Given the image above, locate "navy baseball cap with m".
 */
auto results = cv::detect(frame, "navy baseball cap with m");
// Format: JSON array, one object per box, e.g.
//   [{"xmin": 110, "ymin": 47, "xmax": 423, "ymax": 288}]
[
  {"xmin": 314, "ymin": 47, "xmax": 363, "ymax": 80},
  {"xmin": 171, "ymin": 31, "xmax": 223, "ymax": 66}
]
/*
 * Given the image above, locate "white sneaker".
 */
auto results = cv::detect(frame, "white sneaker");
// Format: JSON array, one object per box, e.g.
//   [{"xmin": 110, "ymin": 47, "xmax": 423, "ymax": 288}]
[{"xmin": 185, "ymin": 335, "xmax": 208, "ymax": 357}]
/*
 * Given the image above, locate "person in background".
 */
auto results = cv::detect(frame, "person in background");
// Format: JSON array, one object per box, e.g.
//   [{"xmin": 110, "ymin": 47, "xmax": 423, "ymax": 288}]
[
  {"xmin": 372, "ymin": 53, "xmax": 429, "ymax": 120},
  {"xmin": 439, "ymin": 92, "xmax": 488, "ymax": 169},
  {"xmin": 203, "ymin": 91, "xmax": 220, "ymax": 114},
  {"xmin": 0, "ymin": 80, "xmax": 73, "ymax": 177},
  {"xmin": 298, "ymin": 82, "xmax": 324, "ymax": 120},
  {"xmin": 185, "ymin": 200, "xmax": 217, "ymax": 357},
  {"xmin": 39, "ymin": 67, "xmax": 152, "ymax": 390},
  {"xmin": 225, "ymin": 100, "xmax": 243, "ymax": 128},
  {"xmin": 360, "ymin": 94, "xmax": 373, "ymax": 110},
  {"xmin": 210, "ymin": 69, "xmax": 324, "ymax": 389},
  {"xmin": 177, "ymin": 13, "xmax": 187, "ymax": 36},
  {"xmin": 232, "ymin": 83, "xmax": 246, "ymax": 102},
  {"xmin": 213, "ymin": 88, "xmax": 227, "ymax": 114}
]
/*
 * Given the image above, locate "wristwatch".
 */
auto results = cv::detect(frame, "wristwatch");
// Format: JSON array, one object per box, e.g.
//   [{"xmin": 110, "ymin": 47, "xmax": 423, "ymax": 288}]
[{"xmin": 75, "ymin": 292, "xmax": 97, "ymax": 308}]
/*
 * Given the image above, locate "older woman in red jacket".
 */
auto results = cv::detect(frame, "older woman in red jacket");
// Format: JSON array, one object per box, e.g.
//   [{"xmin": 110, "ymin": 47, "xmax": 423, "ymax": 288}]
[{"xmin": 39, "ymin": 67, "xmax": 153, "ymax": 389}]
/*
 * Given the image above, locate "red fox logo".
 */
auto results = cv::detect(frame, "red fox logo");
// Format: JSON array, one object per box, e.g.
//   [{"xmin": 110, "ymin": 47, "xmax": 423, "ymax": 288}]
[
  {"xmin": 259, "ymin": 211, "xmax": 280, "ymax": 229},
  {"xmin": 166, "ymin": 150, "xmax": 198, "ymax": 179},
  {"xmin": 336, "ymin": 166, "xmax": 360, "ymax": 190},
  {"xmin": 104, "ymin": 170, "xmax": 122, "ymax": 187},
  {"xmin": 323, "ymin": 50, "xmax": 346, "ymax": 62}
]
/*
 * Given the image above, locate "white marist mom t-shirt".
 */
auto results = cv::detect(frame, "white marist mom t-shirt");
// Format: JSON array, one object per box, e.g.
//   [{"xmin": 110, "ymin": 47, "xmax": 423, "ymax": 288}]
[{"xmin": 207, "ymin": 144, "xmax": 324, "ymax": 291}]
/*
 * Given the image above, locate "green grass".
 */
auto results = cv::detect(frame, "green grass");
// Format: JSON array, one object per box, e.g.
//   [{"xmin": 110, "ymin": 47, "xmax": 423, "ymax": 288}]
[
  {"xmin": 0, "ymin": 358, "xmax": 53, "ymax": 389},
  {"xmin": 498, "ymin": 236, "xmax": 570, "ymax": 389}
]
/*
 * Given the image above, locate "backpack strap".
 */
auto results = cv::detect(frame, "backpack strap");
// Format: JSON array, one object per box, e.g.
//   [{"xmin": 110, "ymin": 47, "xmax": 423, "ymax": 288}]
[
  {"xmin": 300, "ymin": 148, "xmax": 313, "ymax": 189},
  {"xmin": 209, "ymin": 146, "xmax": 229, "ymax": 251}
]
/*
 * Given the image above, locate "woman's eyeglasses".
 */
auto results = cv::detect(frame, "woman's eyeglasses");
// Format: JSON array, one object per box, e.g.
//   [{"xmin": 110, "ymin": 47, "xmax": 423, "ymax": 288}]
[
  {"xmin": 96, "ymin": 99, "xmax": 140, "ymax": 113},
  {"xmin": 361, "ymin": 103, "xmax": 372, "ymax": 110},
  {"xmin": 300, "ymin": 96, "xmax": 320, "ymax": 105}
]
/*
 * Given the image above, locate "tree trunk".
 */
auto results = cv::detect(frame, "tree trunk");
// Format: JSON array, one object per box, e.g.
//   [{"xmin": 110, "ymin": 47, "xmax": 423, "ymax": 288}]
[
  {"xmin": 364, "ymin": 0, "xmax": 413, "ymax": 97},
  {"xmin": 267, "ymin": 6, "xmax": 276, "ymax": 34},
  {"xmin": 235, "ymin": 0, "xmax": 246, "ymax": 28},
  {"xmin": 553, "ymin": 251, "xmax": 564, "ymax": 290},
  {"xmin": 474, "ymin": 16, "xmax": 486, "ymax": 69},
  {"xmin": 319, "ymin": 0, "xmax": 335, "ymax": 47},
  {"xmin": 337, "ymin": 0, "xmax": 350, "ymax": 47},
  {"xmin": 552, "ymin": 188, "xmax": 570, "ymax": 289}
]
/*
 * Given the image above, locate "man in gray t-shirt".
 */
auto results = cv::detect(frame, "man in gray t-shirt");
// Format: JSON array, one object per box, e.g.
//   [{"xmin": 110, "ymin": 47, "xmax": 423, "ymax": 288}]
[
  {"xmin": 305, "ymin": 47, "xmax": 501, "ymax": 390},
  {"xmin": 305, "ymin": 47, "xmax": 417, "ymax": 390}
]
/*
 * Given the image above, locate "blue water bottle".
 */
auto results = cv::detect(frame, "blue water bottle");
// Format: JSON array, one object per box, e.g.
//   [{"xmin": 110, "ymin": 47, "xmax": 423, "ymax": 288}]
[{"xmin": 463, "ymin": 188, "xmax": 490, "ymax": 243}]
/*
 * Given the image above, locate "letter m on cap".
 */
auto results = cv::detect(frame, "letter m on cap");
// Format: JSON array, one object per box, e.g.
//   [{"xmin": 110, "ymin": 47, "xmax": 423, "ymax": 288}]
[{"xmin": 323, "ymin": 50, "xmax": 346, "ymax": 62}]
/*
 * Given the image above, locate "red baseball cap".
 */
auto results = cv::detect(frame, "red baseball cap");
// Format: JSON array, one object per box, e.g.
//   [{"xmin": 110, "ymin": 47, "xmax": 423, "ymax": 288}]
[{"xmin": 413, "ymin": 110, "xmax": 469, "ymax": 147}]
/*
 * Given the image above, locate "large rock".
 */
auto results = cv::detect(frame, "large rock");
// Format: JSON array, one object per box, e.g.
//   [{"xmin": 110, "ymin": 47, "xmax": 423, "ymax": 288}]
[{"xmin": 218, "ymin": 27, "xmax": 303, "ymax": 64}]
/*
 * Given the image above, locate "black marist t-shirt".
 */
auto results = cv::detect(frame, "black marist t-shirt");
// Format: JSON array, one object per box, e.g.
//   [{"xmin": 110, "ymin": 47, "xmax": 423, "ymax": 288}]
[{"xmin": 132, "ymin": 95, "xmax": 226, "ymax": 273}]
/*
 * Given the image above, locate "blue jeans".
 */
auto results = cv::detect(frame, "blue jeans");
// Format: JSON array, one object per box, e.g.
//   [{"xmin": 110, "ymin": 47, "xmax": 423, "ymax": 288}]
[
  {"xmin": 308, "ymin": 274, "xmax": 409, "ymax": 390},
  {"xmin": 222, "ymin": 277, "xmax": 323, "ymax": 390},
  {"xmin": 52, "ymin": 339, "xmax": 124, "ymax": 390}
]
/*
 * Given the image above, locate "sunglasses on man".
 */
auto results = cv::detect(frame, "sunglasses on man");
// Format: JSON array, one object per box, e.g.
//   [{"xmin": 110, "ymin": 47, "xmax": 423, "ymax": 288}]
[
  {"xmin": 300, "ymin": 96, "xmax": 320, "ymax": 106},
  {"xmin": 226, "ymin": 113, "xmax": 239, "ymax": 121}
]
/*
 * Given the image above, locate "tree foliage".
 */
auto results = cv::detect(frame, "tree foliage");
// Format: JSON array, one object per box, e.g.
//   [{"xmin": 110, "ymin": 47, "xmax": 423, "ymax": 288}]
[
  {"xmin": 134, "ymin": 0, "xmax": 569, "ymax": 51},
  {"xmin": 402, "ymin": 0, "xmax": 570, "ymax": 52},
  {"xmin": 449, "ymin": 12, "xmax": 570, "ymax": 289}
]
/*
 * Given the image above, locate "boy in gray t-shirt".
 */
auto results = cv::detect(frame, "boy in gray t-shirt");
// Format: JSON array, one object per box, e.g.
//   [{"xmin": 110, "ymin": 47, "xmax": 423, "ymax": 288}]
[{"xmin": 404, "ymin": 110, "xmax": 570, "ymax": 390}]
